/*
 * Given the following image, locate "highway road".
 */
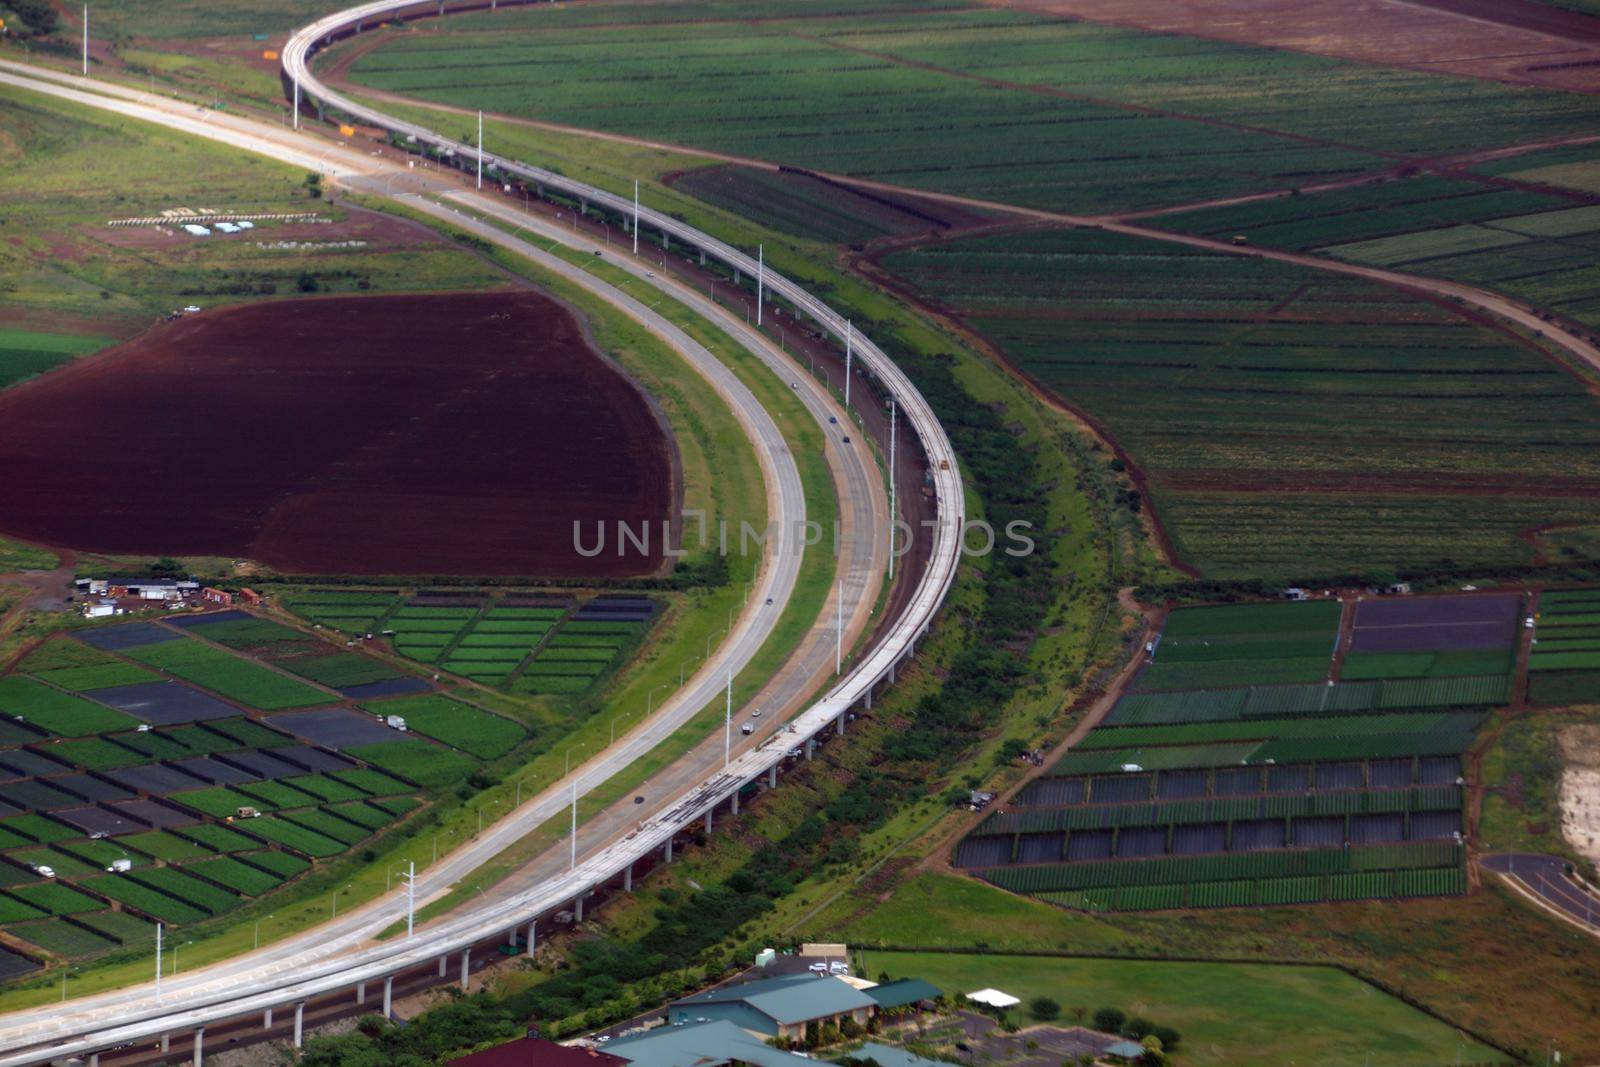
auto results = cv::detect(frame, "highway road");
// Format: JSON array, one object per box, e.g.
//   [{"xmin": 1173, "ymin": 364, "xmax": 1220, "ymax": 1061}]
[
  {"xmin": 1482, "ymin": 853, "xmax": 1600, "ymax": 934},
  {"xmin": 0, "ymin": 29, "xmax": 960, "ymax": 1064}
]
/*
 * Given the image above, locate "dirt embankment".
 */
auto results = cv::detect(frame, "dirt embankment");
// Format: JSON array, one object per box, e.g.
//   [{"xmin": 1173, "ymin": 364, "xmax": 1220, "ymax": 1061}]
[{"xmin": 1559, "ymin": 723, "xmax": 1600, "ymax": 871}]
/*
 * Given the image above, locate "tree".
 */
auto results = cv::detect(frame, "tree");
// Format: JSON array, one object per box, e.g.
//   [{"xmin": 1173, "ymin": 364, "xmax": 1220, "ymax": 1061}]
[
  {"xmin": 1151, "ymin": 1025, "xmax": 1181, "ymax": 1050},
  {"xmin": 1029, "ymin": 997, "xmax": 1061, "ymax": 1021},
  {"xmin": 1139, "ymin": 1034, "xmax": 1168, "ymax": 1066},
  {"xmin": 1123, "ymin": 1016, "xmax": 1154, "ymax": 1040},
  {"xmin": 1092, "ymin": 1007, "xmax": 1125, "ymax": 1033},
  {"xmin": 296, "ymin": 272, "xmax": 319, "ymax": 293}
]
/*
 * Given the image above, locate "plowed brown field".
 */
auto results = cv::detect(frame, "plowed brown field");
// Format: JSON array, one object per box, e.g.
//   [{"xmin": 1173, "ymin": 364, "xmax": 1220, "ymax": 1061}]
[{"xmin": 0, "ymin": 291, "xmax": 671, "ymax": 577}]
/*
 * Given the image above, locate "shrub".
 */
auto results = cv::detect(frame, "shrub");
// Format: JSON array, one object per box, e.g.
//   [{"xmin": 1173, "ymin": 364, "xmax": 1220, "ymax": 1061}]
[
  {"xmin": 1093, "ymin": 1007, "xmax": 1126, "ymax": 1032},
  {"xmin": 1029, "ymin": 996, "xmax": 1060, "ymax": 1021}
]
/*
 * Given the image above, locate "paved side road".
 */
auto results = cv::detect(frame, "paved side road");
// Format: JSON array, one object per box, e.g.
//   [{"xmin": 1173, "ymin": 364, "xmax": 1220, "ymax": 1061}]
[{"xmin": 1482, "ymin": 852, "xmax": 1600, "ymax": 931}]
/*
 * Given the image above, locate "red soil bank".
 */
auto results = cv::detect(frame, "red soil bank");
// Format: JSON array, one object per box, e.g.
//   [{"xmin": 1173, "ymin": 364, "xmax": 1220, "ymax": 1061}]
[{"xmin": 0, "ymin": 291, "xmax": 671, "ymax": 578}]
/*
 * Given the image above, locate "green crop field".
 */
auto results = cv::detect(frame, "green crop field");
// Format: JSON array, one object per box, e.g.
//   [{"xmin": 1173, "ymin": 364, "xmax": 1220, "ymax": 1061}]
[
  {"xmin": 0, "ymin": 677, "xmax": 139, "ymax": 737},
  {"xmin": 185, "ymin": 856, "xmax": 286, "ymax": 897},
  {"xmin": 0, "ymin": 327, "xmax": 117, "ymax": 393},
  {"xmin": 128, "ymin": 869, "xmax": 238, "ymax": 914},
  {"xmin": 84, "ymin": 876, "xmax": 207, "ymax": 925},
  {"xmin": 1341, "ymin": 650, "xmax": 1514, "ymax": 680},
  {"xmin": 857, "ymin": 948, "xmax": 1498, "ymax": 1066},
  {"xmin": 121, "ymin": 638, "xmax": 328, "ymax": 710},
  {"xmin": 282, "ymin": 592, "xmax": 402, "ymax": 635},
  {"xmin": 242, "ymin": 817, "xmax": 344, "ymax": 858},
  {"xmin": 278, "ymin": 653, "xmax": 403, "ymax": 689},
  {"xmin": 176, "ymin": 824, "xmax": 258, "ymax": 854},
  {"xmin": 346, "ymin": 741, "xmax": 478, "ymax": 790},
  {"xmin": 1156, "ymin": 170, "xmax": 1600, "ymax": 331},
  {"xmin": 882, "ymin": 227, "xmax": 1600, "ymax": 576},
  {"xmin": 359, "ymin": 694, "xmax": 525, "ymax": 759},
  {"xmin": 185, "ymin": 618, "xmax": 312, "ymax": 654},
  {"xmin": 280, "ymin": 775, "xmax": 366, "ymax": 804},
  {"xmin": 10, "ymin": 918, "xmax": 117, "ymax": 958},
  {"xmin": 8, "ymin": 883, "xmax": 101, "ymax": 917},
  {"xmin": 117, "ymin": 832, "xmax": 209, "ymax": 863},
  {"xmin": 346, "ymin": 5, "xmax": 1596, "ymax": 215},
  {"xmin": 42, "ymin": 738, "xmax": 147, "ymax": 771}
]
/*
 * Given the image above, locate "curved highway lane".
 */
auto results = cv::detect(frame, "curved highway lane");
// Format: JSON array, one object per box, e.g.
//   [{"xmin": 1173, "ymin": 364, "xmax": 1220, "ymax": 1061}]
[{"xmin": 0, "ymin": 37, "xmax": 959, "ymax": 1064}]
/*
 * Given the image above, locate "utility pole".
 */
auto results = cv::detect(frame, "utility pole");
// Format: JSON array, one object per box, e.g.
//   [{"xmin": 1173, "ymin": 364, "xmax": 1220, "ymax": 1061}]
[
  {"xmin": 724, "ymin": 671, "xmax": 733, "ymax": 766},
  {"xmin": 569, "ymin": 779, "xmax": 578, "ymax": 871},
  {"xmin": 889, "ymin": 398, "xmax": 898, "ymax": 580},
  {"xmin": 155, "ymin": 923, "xmax": 163, "ymax": 1002},
  {"xmin": 293, "ymin": 78, "xmax": 300, "ymax": 131},
  {"xmin": 632, "ymin": 180, "xmax": 640, "ymax": 256},
  {"xmin": 476, "ymin": 110, "xmax": 483, "ymax": 190},
  {"xmin": 82, "ymin": 5, "xmax": 88, "ymax": 76},
  {"xmin": 757, "ymin": 245, "xmax": 764, "ymax": 327},
  {"xmin": 405, "ymin": 862, "xmax": 415, "ymax": 938},
  {"xmin": 844, "ymin": 321, "xmax": 853, "ymax": 408}
]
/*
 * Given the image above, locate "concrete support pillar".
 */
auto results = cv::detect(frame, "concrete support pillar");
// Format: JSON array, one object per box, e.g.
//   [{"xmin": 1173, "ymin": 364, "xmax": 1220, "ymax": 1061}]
[
  {"xmin": 162, "ymin": 1033, "xmax": 171, "ymax": 1051},
  {"xmin": 734, "ymin": 267, "xmax": 741, "ymax": 284},
  {"xmin": 88, "ymin": 1055, "xmax": 98, "ymax": 1067},
  {"xmin": 837, "ymin": 713, "xmax": 846, "ymax": 737},
  {"xmin": 438, "ymin": 956, "xmax": 447, "ymax": 978},
  {"xmin": 889, "ymin": 659, "xmax": 897, "ymax": 683},
  {"xmin": 624, "ymin": 864, "xmax": 633, "ymax": 892},
  {"xmin": 865, "ymin": 686, "xmax": 873, "ymax": 711},
  {"xmin": 460, "ymin": 948, "xmax": 470, "ymax": 989},
  {"xmin": 383, "ymin": 975, "xmax": 394, "ymax": 1017},
  {"xmin": 574, "ymin": 894, "xmax": 585, "ymax": 923},
  {"xmin": 663, "ymin": 231, "xmax": 670, "ymax": 250},
  {"xmin": 705, "ymin": 805, "xmax": 714, "ymax": 834},
  {"xmin": 262, "ymin": 1009, "xmax": 272, "ymax": 1030},
  {"xmin": 805, "ymin": 739, "xmax": 814, "ymax": 761},
  {"xmin": 665, "ymin": 837, "xmax": 673, "ymax": 862},
  {"xmin": 507, "ymin": 928, "xmax": 517, "ymax": 949},
  {"xmin": 357, "ymin": 980, "xmax": 366, "ymax": 1005},
  {"xmin": 731, "ymin": 790, "xmax": 740, "ymax": 816},
  {"xmin": 699, "ymin": 249, "xmax": 706, "ymax": 267},
  {"xmin": 769, "ymin": 764, "xmax": 778, "ymax": 788},
  {"xmin": 525, "ymin": 920, "xmax": 537, "ymax": 957},
  {"xmin": 193, "ymin": 1026, "xmax": 204, "ymax": 1067},
  {"xmin": 293, "ymin": 1002, "xmax": 305, "ymax": 1048}
]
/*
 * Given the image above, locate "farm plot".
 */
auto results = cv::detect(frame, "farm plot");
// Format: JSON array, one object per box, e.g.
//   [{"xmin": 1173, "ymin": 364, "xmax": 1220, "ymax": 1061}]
[
  {"xmin": 10, "ymin": 918, "xmax": 117, "ymax": 958},
  {"xmin": 0, "ymin": 678, "xmax": 139, "ymax": 737},
  {"xmin": 119, "ymin": 638, "xmax": 328, "ymax": 711},
  {"xmin": 1157, "ymin": 175, "xmax": 1575, "ymax": 250},
  {"xmin": 438, "ymin": 604, "xmax": 565, "ymax": 686},
  {"xmin": 967, "ymin": 600, "xmax": 1485, "ymax": 910},
  {"xmin": 174, "ymin": 614, "xmax": 315, "ymax": 656},
  {"xmin": 346, "ymin": 6, "xmax": 1597, "ymax": 215},
  {"xmin": 358, "ymin": 694, "xmax": 524, "ymax": 760},
  {"xmin": 19, "ymin": 640, "xmax": 161, "ymax": 694},
  {"xmin": 0, "ymin": 327, "xmax": 115, "ymax": 392},
  {"xmin": 263, "ymin": 707, "xmax": 403, "ymax": 750},
  {"xmin": 384, "ymin": 603, "xmax": 481, "ymax": 665},
  {"xmin": 184, "ymin": 855, "xmax": 289, "ymax": 897},
  {"xmin": 1528, "ymin": 589, "xmax": 1600, "ymax": 703},
  {"xmin": 880, "ymin": 226, "xmax": 1600, "ymax": 576},
  {"xmin": 345, "ymin": 741, "xmax": 477, "ymax": 790},
  {"xmin": 282, "ymin": 591, "xmax": 402, "ymax": 636},
  {"xmin": 82, "ymin": 682, "xmax": 239, "ymax": 726},
  {"xmin": 1135, "ymin": 601, "xmax": 1338, "ymax": 691},
  {"xmin": 670, "ymin": 164, "xmax": 999, "ymax": 245},
  {"xmin": 514, "ymin": 601, "xmax": 658, "ymax": 698}
]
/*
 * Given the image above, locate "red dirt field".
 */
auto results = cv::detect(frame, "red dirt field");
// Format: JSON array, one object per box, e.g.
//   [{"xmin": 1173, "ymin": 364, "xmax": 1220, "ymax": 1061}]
[
  {"xmin": 992, "ymin": 0, "xmax": 1600, "ymax": 92},
  {"xmin": 0, "ymin": 291, "xmax": 672, "ymax": 578}
]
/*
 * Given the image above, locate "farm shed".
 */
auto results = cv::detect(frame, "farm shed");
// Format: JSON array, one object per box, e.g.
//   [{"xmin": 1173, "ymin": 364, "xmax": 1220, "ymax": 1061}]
[{"xmin": 668, "ymin": 973, "xmax": 876, "ymax": 1039}]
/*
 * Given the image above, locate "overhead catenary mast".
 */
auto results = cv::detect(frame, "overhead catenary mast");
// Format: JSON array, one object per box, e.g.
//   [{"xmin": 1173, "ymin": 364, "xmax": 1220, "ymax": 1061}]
[
  {"xmin": 292, "ymin": 77, "xmax": 300, "ymax": 131},
  {"xmin": 836, "ymin": 578, "xmax": 843, "ymax": 675},
  {"xmin": 757, "ymin": 245, "xmax": 764, "ymax": 327},
  {"xmin": 476, "ymin": 109, "xmax": 483, "ymax": 189},
  {"xmin": 569, "ymin": 779, "xmax": 578, "ymax": 870},
  {"xmin": 724, "ymin": 671, "xmax": 733, "ymax": 765},
  {"xmin": 632, "ymin": 180, "xmax": 640, "ymax": 256}
]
